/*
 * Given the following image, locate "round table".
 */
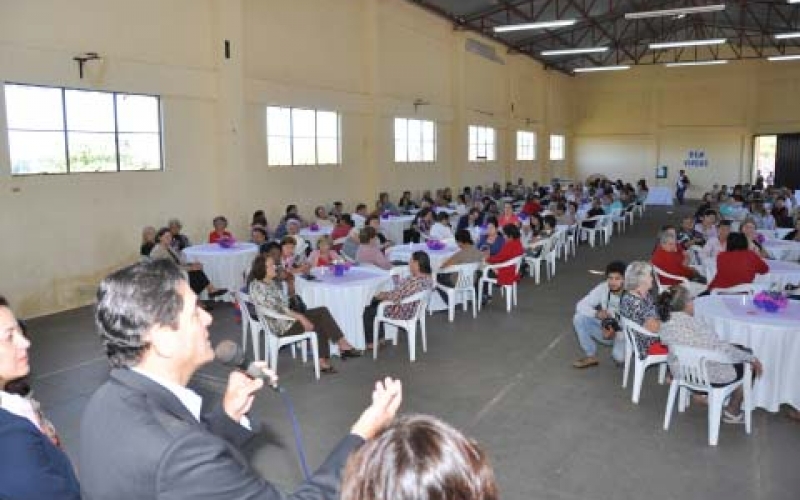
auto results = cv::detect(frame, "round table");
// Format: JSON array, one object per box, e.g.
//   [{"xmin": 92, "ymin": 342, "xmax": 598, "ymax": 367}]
[
  {"xmin": 299, "ymin": 226, "xmax": 333, "ymax": 250},
  {"xmin": 762, "ymin": 239, "xmax": 800, "ymax": 262},
  {"xmin": 387, "ymin": 243, "xmax": 459, "ymax": 271},
  {"xmin": 644, "ymin": 186, "xmax": 673, "ymax": 206},
  {"xmin": 295, "ymin": 267, "xmax": 391, "ymax": 350},
  {"xmin": 379, "ymin": 215, "xmax": 415, "ymax": 244},
  {"xmin": 184, "ymin": 243, "xmax": 258, "ymax": 300},
  {"xmin": 695, "ymin": 295, "xmax": 800, "ymax": 412}
]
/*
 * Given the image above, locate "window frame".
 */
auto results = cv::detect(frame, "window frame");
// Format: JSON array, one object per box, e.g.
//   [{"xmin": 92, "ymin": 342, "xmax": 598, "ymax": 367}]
[
  {"xmin": 516, "ymin": 130, "xmax": 536, "ymax": 161},
  {"xmin": 394, "ymin": 117, "xmax": 436, "ymax": 163},
  {"xmin": 3, "ymin": 82, "xmax": 164, "ymax": 176},
  {"xmin": 265, "ymin": 106, "xmax": 342, "ymax": 167},
  {"xmin": 468, "ymin": 124, "xmax": 496, "ymax": 163},
  {"xmin": 549, "ymin": 134, "xmax": 566, "ymax": 161}
]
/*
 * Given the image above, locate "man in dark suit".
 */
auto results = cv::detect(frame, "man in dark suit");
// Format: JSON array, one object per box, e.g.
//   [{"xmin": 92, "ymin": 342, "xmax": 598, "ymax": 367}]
[
  {"xmin": 80, "ymin": 259, "xmax": 402, "ymax": 500},
  {"xmin": 456, "ymin": 207, "xmax": 484, "ymax": 232}
]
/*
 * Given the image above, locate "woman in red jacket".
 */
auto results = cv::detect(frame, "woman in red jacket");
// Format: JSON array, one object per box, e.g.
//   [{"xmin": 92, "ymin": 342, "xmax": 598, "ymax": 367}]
[
  {"xmin": 481, "ymin": 224, "xmax": 524, "ymax": 305},
  {"xmin": 708, "ymin": 232, "xmax": 769, "ymax": 291}
]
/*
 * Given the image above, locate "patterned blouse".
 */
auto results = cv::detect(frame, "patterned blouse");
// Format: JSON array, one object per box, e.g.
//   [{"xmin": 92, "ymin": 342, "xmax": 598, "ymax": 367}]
[
  {"xmin": 248, "ymin": 279, "xmax": 295, "ymax": 335},
  {"xmin": 659, "ymin": 312, "xmax": 755, "ymax": 384},
  {"xmin": 383, "ymin": 275, "xmax": 433, "ymax": 320},
  {"xmin": 619, "ymin": 291, "xmax": 661, "ymax": 359}
]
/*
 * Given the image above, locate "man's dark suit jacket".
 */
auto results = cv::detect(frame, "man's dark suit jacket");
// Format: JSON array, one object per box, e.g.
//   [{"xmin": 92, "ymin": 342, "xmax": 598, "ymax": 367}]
[
  {"xmin": 80, "ymin": 368, "xmax": 363, "ymax": 500},
  {"xmin": 0, "ymin": 407, "xmax": 81, "ymax": 500}
]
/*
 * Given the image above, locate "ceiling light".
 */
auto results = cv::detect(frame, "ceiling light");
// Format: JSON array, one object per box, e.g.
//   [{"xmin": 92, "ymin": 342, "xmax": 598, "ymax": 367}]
[
  {"xmin": 573, "ymin": 65, "xmax": 631, "ymax": 73},
  {"xmin": 625, "ymin": 4, "xmax": 725, "ymax": 19},
  {"xmin": 649, "ymin": 38, "xmax": 726, "ymax": 49},
  {"xmin": 494, "ymin": 19, "xmax": 576, "ymax": 33},
  {"xmin": 665, "ymin": 60, "xmax": 729, "ymax": 67},
  {"xmin": 775, "ymin": 32, "xmax": 800, "ymax": 39},
  {"xmin": 768, "ymin": 54, "xmax": 800, "ymax": 61},
  {"xmin": 789, "ymin": 1, "xmax": 800, "ymax": 4},
  {"xmin": 541, "ymin": 47, "xmax": 609, "ymax": 56}
]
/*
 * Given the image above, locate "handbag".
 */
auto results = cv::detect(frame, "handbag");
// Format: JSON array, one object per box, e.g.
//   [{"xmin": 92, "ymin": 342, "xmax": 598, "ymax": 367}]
[{"xmin": 288, "ymin": 294, "xmax": 308, "ymax": 314}]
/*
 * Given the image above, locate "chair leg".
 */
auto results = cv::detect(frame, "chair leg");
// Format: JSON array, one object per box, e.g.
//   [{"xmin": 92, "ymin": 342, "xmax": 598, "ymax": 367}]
[
  {"xmin": 300, "ymin": 340, "xmax": 308, "ymax": 363},
  {"xmin": 708, "ymin": 391, "xmax": 723, "ymax": 446},
  {"xmin": 632, "ymin": 362, "xmax": 645, "ymax": 404},
  {"xmin": 448, "ymin": 291, "xmax": 455, "ymax": 322},
  {"xmin": 621, "ymin": 348, "xmax": 631, "ymax": 388},
  {"xmin": 408, "ymin": 325, "xmax": 416, "ymax": 362},
  {"xmin": 269, "ymin": 337, "xmax": 279, "ymax": 374},
  {"xmin": 253, "ymin": 326, "xmax": 262, "ymax": 362},
  {"xmin": 420, "ymin": 319, "xmax": 427, "ymax": 353},
  {"xmin": 310, "ymin": 336, "xmax": 320, "ymax": 380},
  {"xmin": 505, "ymin": 286, "xmax": 512, "ymax": 312},
  {"xmin": 471, "ymin": 291, "xmax": 477, "ymax": 318},
  {"xmin": 372, "ymin": 319, "xmax": 381, "ymax": 359},
  {"xmin": 477, "ymin": 281, "xmax": 484, "ymax": 310},
  {"xmin": 658, "ymin": 363, "xmax": 667, "ymax": 384},
  {"xmin": 664, "ymin": 381, "xmax": 678, "ymax": 430}
]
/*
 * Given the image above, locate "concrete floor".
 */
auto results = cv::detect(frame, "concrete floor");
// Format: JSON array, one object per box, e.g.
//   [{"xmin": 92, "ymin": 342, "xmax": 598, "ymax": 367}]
[{"xmin": 24, "ymin": 205, "xmax": 800, "ymax": 500}]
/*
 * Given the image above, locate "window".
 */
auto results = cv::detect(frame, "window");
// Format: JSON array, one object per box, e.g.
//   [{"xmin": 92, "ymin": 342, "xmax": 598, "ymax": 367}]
[
  {"xmin": 266, "ymin": 106, "xmax": 340, "ymax": 166},
  {"xmin": 516, "ymin": 131, "xmax": 536, "ymax": 161},
  {"xmin": 394, "ymin": 118, "xmax": 436, "ymax": 163},
  {"xmin": 549, "ymin": 134, "xmax": 566, "ymax": 161},
  {"xmin": 468, "ymin": 125, "xmax": 496, "ymax": 162},
  {"xmin": 4, "ymin": 83, "xmax": 162, "ymax": 175}
]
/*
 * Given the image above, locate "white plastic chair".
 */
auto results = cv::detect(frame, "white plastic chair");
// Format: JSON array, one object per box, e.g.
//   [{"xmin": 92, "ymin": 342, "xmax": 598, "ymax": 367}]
[
  {"xmin": 254, "ymin": 305, "xmax": 320, "ymax": 380},
  {"xmin": 579, "ymin": 216, "xmax": 606, "ymax": 247},
  {"xmin": 600, "ymin": 214, "xmax": 614, "ymax": 244},
  {"xmin": 372, "ymin": 290, "xmax": 431, "ymax": 362},
  {"xmin": 652, "ymin": 264, "xmax": 689, "ymax": 293},
  {"xmin": 634, "ymin": 201, "xmax": 646, "ymax": 218},
  {"xmin": 564, "ymin": 223, "xmax": 579, "ymax": 259},
  {"xmin": 478, "ymin": 256, "xmax": 523, "ymax": 312},
  {"xmin": 663, "ymin": 344, "xmax": 752, "ymax": 446},
  {"xmin": 236, "ymin": 291, "xmax": 264, "ymax": 361},
  {"xmin": 624, "ymin": 204, "xmax": 636, "ymax": 227},
  {"xmin": 710, "ymin": 284, "xmax": 756, "ymax": 295},
  {"xmin": 621, "ymin": 318, "xmax": 668, "ymax": 404},
  {"xmin": 435, "ymin": 262, "xmax": 480, "ymax": 322},
  {"xmin": 524, "ymin": 238, "xmax": 551, "ymax": 284},
  {"xmin": 611, "ymin": 208, "xmax": 626, "ymax": 234},
  {"xmin": 389, "ymin": 265, "xmax": 411, "ymax": 284}
]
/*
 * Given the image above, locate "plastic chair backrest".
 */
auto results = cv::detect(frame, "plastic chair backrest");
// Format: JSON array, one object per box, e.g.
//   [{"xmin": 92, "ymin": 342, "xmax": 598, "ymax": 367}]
[
  {"xmin": 390, "ymin": 265, "xmax": 411, "ymax": 284},
  {"xmin": 440, "ymin": 262, "xmax": 480, "ymax": 289},
  {"xmin": 652, "ymin": 264, "xmax": 688, "ymax": 287},
  {"xmin": 669, "ymin": 344, "xmax": 735, "ymax": 390},
  {"xmin": 621, "ymin": 317, "xmax": 661, "ymax": 360}
]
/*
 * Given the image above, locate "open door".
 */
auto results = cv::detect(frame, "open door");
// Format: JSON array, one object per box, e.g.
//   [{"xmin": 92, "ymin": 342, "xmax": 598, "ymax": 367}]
[{"xmin": 775, "ymin": 133, "xmax": 800, "ymax": 190}]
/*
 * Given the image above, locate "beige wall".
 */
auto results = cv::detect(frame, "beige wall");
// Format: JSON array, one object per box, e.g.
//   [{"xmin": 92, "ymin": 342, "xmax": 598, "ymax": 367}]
[
  {"xmin": 0, "ymin": 0, "xmax": 572, "ymax": 317},
  {"xmin": 572, "ymin": 60, "xmax": 800, "ymax": 196}
]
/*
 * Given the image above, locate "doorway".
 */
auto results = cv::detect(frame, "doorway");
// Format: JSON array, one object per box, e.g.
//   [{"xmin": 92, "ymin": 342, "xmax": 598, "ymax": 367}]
[{"xmin": 753, "ymin": 135, "xmax": 776, "ymax": 187}]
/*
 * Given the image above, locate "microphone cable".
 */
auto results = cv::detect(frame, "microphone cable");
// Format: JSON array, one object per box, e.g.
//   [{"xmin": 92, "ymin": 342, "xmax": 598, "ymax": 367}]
[{"xmin": 272, "ymin": 386, "xmax": 312, "ymax": 481}]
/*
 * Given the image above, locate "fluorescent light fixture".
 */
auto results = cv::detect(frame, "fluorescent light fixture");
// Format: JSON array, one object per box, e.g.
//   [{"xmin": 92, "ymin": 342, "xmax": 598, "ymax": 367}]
[
  {"xmin": 789, "ymin": 0, "xmax": 800, "ymax": 4},
  {"xmin": 768, "ymin": 54, "xmax": 800, "ymax": 61},
  {"xmin": 573, "ymin": 65, "xmax": 631, "ymax": 73},
  {"xmin": 649, "ymin": 38, "xmax": 726, "ymax": 49},
  {"xmin": 494, "ymin": 19, "xmax": 576, "ymax": 33},
  {"xmin": 541, "ymin": 47, "xmax": 608, "ymax": 56},
  {"xmin": 665, "ymin": 60, "xmax": 729, "ymax": 67},
  {"xmin": 775, "ymin": 32, "xmax": 800, "ymax": 39},
  {"xmin": 625, "ymin": 4, "xmax": 725, "ymax": 19}
]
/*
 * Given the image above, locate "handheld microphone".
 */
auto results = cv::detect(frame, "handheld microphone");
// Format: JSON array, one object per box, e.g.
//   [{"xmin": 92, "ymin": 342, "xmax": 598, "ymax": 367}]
[{"xmin": 214, "ymin": 340, "xmax": 282, "ymax": 392}]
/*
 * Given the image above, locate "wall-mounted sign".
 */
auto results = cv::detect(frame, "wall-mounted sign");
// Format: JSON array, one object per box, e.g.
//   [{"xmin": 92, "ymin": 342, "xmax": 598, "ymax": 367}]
[
  {"xmin": 655, "ymin": 165, "xmax": 668, "ymax": 179},
  {"xmin": 684, "ymin": 150, "xmax": 708, "ymax": 168}
]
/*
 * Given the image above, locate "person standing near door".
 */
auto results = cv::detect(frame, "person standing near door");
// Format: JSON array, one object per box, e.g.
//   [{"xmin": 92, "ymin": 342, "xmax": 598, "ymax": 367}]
[{"xmin": 676, "ymin": 170, "xmax": 690, "ymax": 205}]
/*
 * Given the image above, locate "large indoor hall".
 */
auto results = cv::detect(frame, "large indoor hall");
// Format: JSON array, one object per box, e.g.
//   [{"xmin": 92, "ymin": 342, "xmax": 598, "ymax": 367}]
[{"xmin": 1, "ymin": 1, "xmax": 800, "ymax": 500}]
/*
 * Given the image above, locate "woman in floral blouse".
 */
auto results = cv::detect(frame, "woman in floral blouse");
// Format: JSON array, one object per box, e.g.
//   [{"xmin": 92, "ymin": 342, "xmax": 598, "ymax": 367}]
[
  {"xmin": 619, "ymin": 261, "xmax": 668, "ymax": 358},
  {"xmin": 362, "ymin": 251, "xmax": 433, "ymax": 350},
  {"xmin": 247, "ymin": 255, "xmax": 361, "ymax": 373},
  {"xmin": 656, "ymin": 285, "xmax": 763, "ymax": 424}
]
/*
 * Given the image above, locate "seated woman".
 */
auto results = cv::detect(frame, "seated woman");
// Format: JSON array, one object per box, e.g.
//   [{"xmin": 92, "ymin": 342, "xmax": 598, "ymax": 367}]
[
  {"xmin": 436, "ymin": 229, "xmax": 483, "ymax": 297},
  {"xmin": 285, "ymin": 219, "xmax": 308, "ymax": 256},
  {"xmin": 397, "ymin": 191, "xmax": 417, "ymax": 212},
  {"xmin": 784, "ymin": 218, "xmax": 800, "ymax": 242},
  {"xmin": 497, "ymin": 202, "xmax": 520, "ymax": 228},
  {"xmin": 429, "ymin": 212, "xmax": 454, "ymax": 241},
  {"xmin": 0, "ymin": 297, "xmax": 81, "ymax": 500},
  {"xmin": 362, "ymin": 251, "xmax": 433, "ymax": 349},
  {"xmin": 251, "ymin": 210, "xmax": 269, "ymax": 234},
  {"xmin": 355, "ymin": 227, "xmax": 392, "ymax": 270},
  {"xmin": 707, "ymin": 232, "xmax": 769, "ymax": 291},
  {"xmin": 313, "ymin": 206, "xmax": 333, "ymax": 227},
  {"xmin": 483, "ymin": 225, "xmax": 524, "ymax": 290},
  {"xmin": 251, "ymin": 226, "xmax": 269, "ymax": 253},
  {"xmin": 405, "ymin": 208, "xmax": 433, "ymax": 244},
  {"xmin": 279, "ymin": 236, "xmax": 310, "ymax": 275},
  {"xmin": 168, "ymin": 218, "xmax": 191, "ymax": 252},
  {"xmin": 366, "ymin": 215, "xmax": 392, "ymax": 249},
  {"xmin": 476, "ymin": 216, "xmax": 505, "ymax": 257},
  {"xmin": 740, "ymin": 219, "xmax": 770, "ymax": 259},
  {"xmin": 750, "ymin": 201, "xmax": 776, "ymax": 230},
  {"xmin": 275, "ymin": 205, "xmax": 306, "ymax": 239},
  {"xmin": 525, "ymin": 215, "xmax": 556, "ymax": 258},
  {"xmin": 140, "ymin": 226, "xmax": 156, "ymax": 258},
  {"xmin": 377, "ymin": 192, "xmax": 399, "ymax": 215},
  {"xmin": 208, "ymin": 216, "xmax": 233, "ymax": 243},
  {"xmin": 341, "ymin": 414, "xmax": 497, "ymax": 500},
  {"xmin": 619, "ymin": 261, "xmax": 668, "ymax": 357},
  {"xmin": 150, "ymin": 228, "xmax": 227, "ymax": 302},
  {"xmin": 307, "ymin": 236, "xmax": 341, "ymax": 268},
  {"xmin": 247, "ymin": 255, "xmax": 361, "ymax": 373},
  {"xmin": 454, "ymin": 194, "xmax": 468, "ymax": 216},
  {"xmin": 657, "ymin": 285, "xmax": 763, "ymax": 424}
]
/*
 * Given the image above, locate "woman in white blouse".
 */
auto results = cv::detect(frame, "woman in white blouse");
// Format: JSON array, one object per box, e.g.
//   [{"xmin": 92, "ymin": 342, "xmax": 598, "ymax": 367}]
[{"xmin": 429, "ymin": 211, "xmax": 454, "ymax": 241}]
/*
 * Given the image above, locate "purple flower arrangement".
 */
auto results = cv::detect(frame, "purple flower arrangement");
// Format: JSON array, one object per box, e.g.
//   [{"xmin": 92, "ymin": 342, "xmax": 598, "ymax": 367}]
[
  {"xmin": 426, "ymin": 239, "xmax": 446, "ymax": 251},
  {"xmin": 309, "ymin": 223, "xmax": 320, "ymax": 232},
  {"xmin": 755, "ymin": 233, "xmax": 765, "ymax": 245},
  {"xmin": 753, "ymin": 291, "xmax": 788, "ymax": 313},
  {"xmin": 381, "ymin": 211, "xmax": 391, "ymax": 219},
  {"xmin": 217, "ymin": 235, "xmax": 236, "ymax": 249}
]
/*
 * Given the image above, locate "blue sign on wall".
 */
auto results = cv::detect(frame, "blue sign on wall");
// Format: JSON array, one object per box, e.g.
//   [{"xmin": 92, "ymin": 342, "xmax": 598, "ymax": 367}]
[{"xmin": 684, "ymin": 150, "xmax": 709, "ymax": 168}]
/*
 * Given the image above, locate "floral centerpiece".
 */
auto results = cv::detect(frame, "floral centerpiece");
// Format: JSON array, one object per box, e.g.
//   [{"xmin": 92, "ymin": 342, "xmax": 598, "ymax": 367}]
[
  {"xmin": 381, "ymin": 211, "xmax": 391, "ymax": 219},
  {"xmin": 755, "ymin": 233, "xmax": 766, "ymax": 245},
  {"xmin": 329, "ymin": 259, "xmax": 351, "ymax": 276},
  {"xmin": 753, "ymin": 290, "xmax": 788, "ymax": 313},
  {"xmin": 217, "ymin": 235, "xmax": 236, "ymax": 249},
  {"xmin": 426, "ymin": 239, "xmax": 446, "ymax": 251},
  {"xmin": 309, "ymin": 223, "xmax": 320, "ymax": 232}
]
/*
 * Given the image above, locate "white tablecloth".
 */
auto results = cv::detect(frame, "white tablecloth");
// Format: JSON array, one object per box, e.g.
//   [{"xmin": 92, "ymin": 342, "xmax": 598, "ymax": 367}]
[
  {"xmin": 762, "ymin": 239, "xmax": 800, "ymax": 262},
  {"xmin": 645, "ymin": 186, "xmax": 673, "ymax": 206},
  {"xmin": 758, "ymin": 228, "xmax": 794, "ymax": 240},
  {"xmin": 380, "ymin": 215, "xmax": 415, "ymax": 244},
  {"xmin": 387, "ymin": 243, "xmax": 459, "ymax": 271},
  {"xmin": 695, "ymin": 296, "xmax": 800, "ymax": 412},
  {"xmin": 703, "ymin": 259, "xmax": 800, "ymax": 288},
  {"xmin": 299, "ymin": 226, "xmax": 333, "ymax": 250},
  {"xmin": 184, "ymin": 243, "xmax": 258, "ymax": 300},
  {"xmin": 295, "ymin": 267, "xmax": 391, "ymax": 349}
]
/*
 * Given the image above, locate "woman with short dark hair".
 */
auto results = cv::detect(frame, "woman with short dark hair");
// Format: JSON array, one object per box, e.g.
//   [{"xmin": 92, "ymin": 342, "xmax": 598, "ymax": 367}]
[
  {"xmin": 341, "ymin": 414, "xmax": 497, "ymax": 500},
  {"xmin": 208, "ymin": 216, "xmax": 233, "ymax": 243},
  {"xmin": 707, "ymin": 232, "xmax": 769, "ymax": 291},
  {"xmin": 150, "ymin": 227, "xmax": 228, "ymax": 301}
]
